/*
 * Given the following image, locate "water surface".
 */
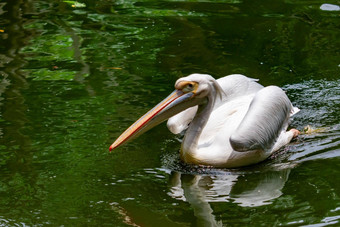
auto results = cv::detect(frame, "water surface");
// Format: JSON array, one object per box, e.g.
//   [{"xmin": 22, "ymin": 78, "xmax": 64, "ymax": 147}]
[{"xmin": 0, "ymin": 0, "xmax": 339, "ymax": 226}]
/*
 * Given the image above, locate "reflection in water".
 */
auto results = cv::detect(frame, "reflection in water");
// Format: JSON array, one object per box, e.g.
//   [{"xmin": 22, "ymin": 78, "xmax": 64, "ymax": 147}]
[
  {"xmin": 169, "ymin": 170, "xmax": 290, "ymax": 207},
  {"xmin": 0, "ymin": 1, "xmax": 32, "ymax": 166},
  {"xmin": 170, "ymin": 173, "xmax": 222, "ymax": 227},
  {"xmin": 167, "ymin": 169, "xmax": 290, "ymax": 226}
]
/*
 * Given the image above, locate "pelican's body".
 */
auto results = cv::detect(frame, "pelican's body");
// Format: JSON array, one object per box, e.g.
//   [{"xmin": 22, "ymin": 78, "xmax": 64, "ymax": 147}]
[{"xmin": 110, "ymin": 74, "xmax": 299, "ymax": 168}]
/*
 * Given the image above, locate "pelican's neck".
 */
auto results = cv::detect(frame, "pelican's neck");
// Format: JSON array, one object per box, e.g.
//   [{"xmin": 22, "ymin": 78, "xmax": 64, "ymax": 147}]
[{"xmin": 181, "ymin": 89, "xmax": 217, "ymax": 161}]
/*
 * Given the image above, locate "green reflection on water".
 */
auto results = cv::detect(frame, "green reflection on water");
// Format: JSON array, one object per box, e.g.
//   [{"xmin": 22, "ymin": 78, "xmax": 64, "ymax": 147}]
[{"xmin": 0, "ymin": 0, "xmax": 339, "ymax": 226}]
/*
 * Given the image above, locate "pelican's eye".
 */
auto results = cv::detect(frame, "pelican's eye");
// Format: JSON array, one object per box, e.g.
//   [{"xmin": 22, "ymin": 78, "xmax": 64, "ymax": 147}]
[
  {"xmin": 183, "ymin": 83, "xmax": 193, "ymax": 92},
  {"xmin": 176, "ymin": 81, "xmax": 198, "ymax": 94},
  {"xmin": 175, "ymin": 81, "xmax": 199, "ymax": 94}
]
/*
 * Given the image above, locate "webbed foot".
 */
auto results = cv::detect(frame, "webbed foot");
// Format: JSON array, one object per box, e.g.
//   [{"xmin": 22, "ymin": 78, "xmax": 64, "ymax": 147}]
[{"xmin": 289, "ymin": 129, "xmax": 300, "ymax": 138}]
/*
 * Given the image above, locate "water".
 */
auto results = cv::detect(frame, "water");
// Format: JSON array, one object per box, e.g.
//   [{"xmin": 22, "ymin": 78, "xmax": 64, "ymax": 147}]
[{"xmin": 0, "ymin": 0, "xmax": 339, "ymax": 226}]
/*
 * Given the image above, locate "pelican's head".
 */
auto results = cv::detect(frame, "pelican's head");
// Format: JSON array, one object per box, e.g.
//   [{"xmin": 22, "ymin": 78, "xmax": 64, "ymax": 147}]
[{"xmin": 109, "ymin": 73, "xmax": 222, "ymax": 151}]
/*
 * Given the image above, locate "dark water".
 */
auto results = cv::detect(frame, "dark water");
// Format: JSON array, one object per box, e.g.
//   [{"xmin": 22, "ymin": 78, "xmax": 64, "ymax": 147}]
[{"xmin": 1, "ymin": 0, "xmax": 340, "ymax": 226}]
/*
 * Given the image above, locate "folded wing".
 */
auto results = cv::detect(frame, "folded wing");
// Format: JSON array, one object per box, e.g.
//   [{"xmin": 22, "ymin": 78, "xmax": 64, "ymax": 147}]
[{"xmin": 230, "ymin": 86, "xmax": 293, "ymax": 152}]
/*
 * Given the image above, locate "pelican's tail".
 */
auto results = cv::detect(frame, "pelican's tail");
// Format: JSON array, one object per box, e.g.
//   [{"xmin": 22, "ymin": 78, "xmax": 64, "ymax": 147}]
[{"xmin": 290, "ymin": 106, "xmax": 300, "ymax": 116}]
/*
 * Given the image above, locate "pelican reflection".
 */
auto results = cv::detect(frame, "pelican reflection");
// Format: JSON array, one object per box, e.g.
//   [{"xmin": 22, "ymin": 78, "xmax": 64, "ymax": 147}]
[{"xmin": 167, "ymin": 168, "xmax": 290, "ymax": 226}]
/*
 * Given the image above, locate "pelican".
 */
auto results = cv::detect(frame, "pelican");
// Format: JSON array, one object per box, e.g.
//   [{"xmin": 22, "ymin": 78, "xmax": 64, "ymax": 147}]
[{"xmin": 109, "ymin": 74, "xmax": 300, "ymax": 168}]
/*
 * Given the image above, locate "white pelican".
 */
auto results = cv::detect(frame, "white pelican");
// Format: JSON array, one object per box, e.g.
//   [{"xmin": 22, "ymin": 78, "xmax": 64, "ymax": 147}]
[{"xmin": 109, "ymin": 74, "xmax": 300, "ymax": 168}]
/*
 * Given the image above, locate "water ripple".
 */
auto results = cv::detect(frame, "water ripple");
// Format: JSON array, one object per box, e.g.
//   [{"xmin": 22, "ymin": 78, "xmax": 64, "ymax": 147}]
[{"xmin": 284, "ymin": 79, "xmax": 340, "ymax": 164}]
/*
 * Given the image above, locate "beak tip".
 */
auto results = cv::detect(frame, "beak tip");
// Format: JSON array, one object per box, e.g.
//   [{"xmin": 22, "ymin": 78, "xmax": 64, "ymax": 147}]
[{"xmin": 109, "ymin": 140, "xmax": 121, "ymax": 152}]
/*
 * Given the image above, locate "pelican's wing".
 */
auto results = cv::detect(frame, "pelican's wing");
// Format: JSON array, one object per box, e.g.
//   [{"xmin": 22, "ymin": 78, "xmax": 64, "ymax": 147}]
[
  {"xmin": 167, "ymin": 106, "xmax": 198, "ymax": 134},
  {"xmin": 230, "ymin": 86, "xmax": 293, "ymax": 152}
]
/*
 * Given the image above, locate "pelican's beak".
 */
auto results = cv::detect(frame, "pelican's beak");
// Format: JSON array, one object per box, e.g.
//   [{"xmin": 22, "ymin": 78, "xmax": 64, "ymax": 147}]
[{"xmin": 109, "ymin": 90, "xmax": 196, "ymax": 151}]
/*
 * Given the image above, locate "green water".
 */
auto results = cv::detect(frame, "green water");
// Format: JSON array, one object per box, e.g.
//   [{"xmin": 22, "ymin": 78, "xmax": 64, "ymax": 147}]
[{"xmin": 0, "ymin": 0, "xmax": 339, "ymax": 226}]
